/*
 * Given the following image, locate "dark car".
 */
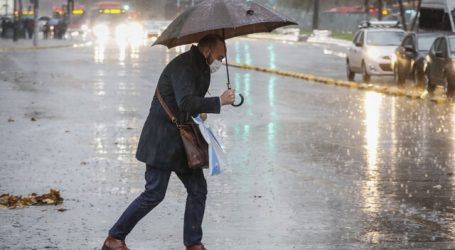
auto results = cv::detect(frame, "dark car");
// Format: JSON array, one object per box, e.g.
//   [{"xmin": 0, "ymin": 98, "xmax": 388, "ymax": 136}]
[
  {"xmin": 392, "ymin": 32, "xmax": 442, "ymax": 86},
  {"xmin": 424, "ymin": 34, "xmax": 455, "ymax": 96}
]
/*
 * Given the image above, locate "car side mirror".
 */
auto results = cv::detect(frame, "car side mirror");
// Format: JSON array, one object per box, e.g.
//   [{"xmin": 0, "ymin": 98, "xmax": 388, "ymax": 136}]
[
  {"xmin": 355, "ymin": 42, "xmax": 363, "ymax": 47},
  {"xmin": 435, "ymin": 51, "xmax": 445, "ymax": 58},
  {"xmin": 404, "ymin": 45, "xmax": 414, "ymax": 52}
]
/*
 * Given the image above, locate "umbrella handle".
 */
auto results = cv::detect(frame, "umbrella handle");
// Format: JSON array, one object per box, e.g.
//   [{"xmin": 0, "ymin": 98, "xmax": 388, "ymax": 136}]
[
  {"xmin": 232, "ymin": 93, "xmax": 244, "ymax": 107},
  {"xmin": 223, "ymin": 29, "xmax": 243, "ymax": 107}
]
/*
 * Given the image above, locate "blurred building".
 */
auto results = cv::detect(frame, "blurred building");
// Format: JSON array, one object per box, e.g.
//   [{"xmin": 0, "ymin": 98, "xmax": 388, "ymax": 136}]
[{"xmin": 2, "ymin": 0, "xmax": 13, "ymax": 16}]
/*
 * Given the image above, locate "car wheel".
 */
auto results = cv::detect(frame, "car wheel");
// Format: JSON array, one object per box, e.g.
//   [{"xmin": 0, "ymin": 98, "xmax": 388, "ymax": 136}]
[
  {"xmin": 394, "ymin": 64, "xmax": 405, "ymax": 85},
  {"xmin": 362, "ymin": 61, "xmax": 370, "ymax": 83},
  {"xmin": 425, "ymin": 69, "xmax": 436, "ymax": 93},
  {"xmin": 346, "ymin": 60, "xmax": 355, "ymax": 81},
  {"xmin": 413, "ymin": 67, "xmax": 424, "ymax": 87}
]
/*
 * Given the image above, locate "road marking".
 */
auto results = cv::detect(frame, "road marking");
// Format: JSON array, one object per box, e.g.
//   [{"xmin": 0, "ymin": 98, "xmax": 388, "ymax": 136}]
[{"xmin": 228, "ymin": 62, "xmax": 450, "ymax": 104}]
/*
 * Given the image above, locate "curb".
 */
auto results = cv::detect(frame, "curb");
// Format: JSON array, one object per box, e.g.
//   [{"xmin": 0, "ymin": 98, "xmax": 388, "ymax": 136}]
[
  {"xmin": 306, "ymin": 38, "xmax": 351, "ymax": 48},
  {"xmin": 227, "ymin": 62, "xmax": 449, "ymax": 104},
  {"xmin": 0, "ymin": 41, "xmax": 92, "ymax": 52}
]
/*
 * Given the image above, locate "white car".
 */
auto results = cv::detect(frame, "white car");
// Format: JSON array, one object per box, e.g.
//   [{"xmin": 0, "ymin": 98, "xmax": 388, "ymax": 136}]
[{"xmin": 346, "ymin": 22, "xmax": 405, "ymax": 82}]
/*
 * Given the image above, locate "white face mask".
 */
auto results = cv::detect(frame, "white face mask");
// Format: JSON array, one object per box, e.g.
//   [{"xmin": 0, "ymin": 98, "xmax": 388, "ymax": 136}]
[
  {"xmin": 209, "ymin": 59, "xmax": 222, "ymax": 73},
  {"xmin": 207, "ymin": 49, "xmax": 223, "ymax": 73}
]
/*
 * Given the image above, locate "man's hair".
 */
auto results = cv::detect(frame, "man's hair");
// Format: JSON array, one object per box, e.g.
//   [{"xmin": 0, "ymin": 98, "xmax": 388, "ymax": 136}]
[{"xmin": 198, "ymin": 34, "xmax": 225, "ymax": 49}]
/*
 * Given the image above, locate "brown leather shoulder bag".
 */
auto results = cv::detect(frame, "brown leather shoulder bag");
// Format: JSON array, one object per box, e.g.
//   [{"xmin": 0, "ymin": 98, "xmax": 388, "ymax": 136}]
[{"xmin": 156, "ymin": 89, "xmax": 209, "ymax": 169}]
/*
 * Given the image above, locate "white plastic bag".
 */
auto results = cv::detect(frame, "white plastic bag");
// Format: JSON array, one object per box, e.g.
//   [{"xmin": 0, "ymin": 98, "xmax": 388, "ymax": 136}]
[{"xmin": 192, "ymin": 115, "xmax": 226, "ymax": 176}]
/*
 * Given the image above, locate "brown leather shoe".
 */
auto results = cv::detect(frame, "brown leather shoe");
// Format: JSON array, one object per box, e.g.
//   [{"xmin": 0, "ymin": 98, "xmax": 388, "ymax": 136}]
[
  {"xmin": 102, "ymin": 235, "xmax": 129, "ymax": 250},
  {"xmin": 186, "ymin": 244, "xmax": 206, "ymax": 250}
]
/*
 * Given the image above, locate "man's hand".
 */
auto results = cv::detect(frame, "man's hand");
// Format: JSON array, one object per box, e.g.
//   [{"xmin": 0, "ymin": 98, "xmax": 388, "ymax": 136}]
[
  {"xmin": 200, "ymin": 113, "xmax": 207, "ymax": 121},
  {"xmin": 220, "ymin": 89, "xmax": 235, "ymax": 106}
]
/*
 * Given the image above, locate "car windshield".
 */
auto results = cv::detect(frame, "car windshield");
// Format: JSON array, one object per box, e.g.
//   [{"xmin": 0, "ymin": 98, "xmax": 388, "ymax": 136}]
[
  {"xmin": 450, "ymin": 38, "xmax": 455, "ymax": 53},
  {"xmin": 366, "ymin": 31, "xmax": 404, "ymax": 46},
  {"xmin": 418, "ymin": 36, "xmax": 438, "ymax": 51}
]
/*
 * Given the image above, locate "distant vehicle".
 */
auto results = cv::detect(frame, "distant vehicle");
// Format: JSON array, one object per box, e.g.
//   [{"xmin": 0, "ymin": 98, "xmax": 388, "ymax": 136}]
[
  {"xmin": 392, "ymin": 32, "xmax": 443, "ymax": 86},
  {"xmin": 346, "ymin": 21, "xmax": 405, "ymax": 82},
  {"xmin": 87, "ymin": 1, "xmax": 144, "ymax": 44},
  {"xmin": 424, "ymin": 34, "xmax": 455, "ymax": 96},
  {"xmin": 88, "ymin": 5, "xmax": 128, "ymax": 40},
  {"xmin": 67, "ymin": 8, "xmax": 89, "ymax": 38},
  {"xmin": 419, "ymin": 0, "xmax": 455, "ymax": 32}
]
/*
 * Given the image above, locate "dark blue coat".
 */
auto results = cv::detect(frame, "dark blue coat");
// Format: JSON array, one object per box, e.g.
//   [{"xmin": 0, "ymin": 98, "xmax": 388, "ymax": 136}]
[{"xmin": 136, "ymin": 45, "xmax": 221, "ymax": 173}]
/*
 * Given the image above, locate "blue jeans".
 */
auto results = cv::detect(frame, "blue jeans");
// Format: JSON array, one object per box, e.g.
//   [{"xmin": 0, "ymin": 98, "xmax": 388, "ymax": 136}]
[{"xmin": 109, "ymin": 165, "xmax": 207, "ymax": 246}]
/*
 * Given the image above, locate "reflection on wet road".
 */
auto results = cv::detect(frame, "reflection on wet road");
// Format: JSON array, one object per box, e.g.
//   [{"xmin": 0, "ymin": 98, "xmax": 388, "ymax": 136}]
[{"xmin": 2, "ymin": 38, "xmax": 455, "ymax": 248}]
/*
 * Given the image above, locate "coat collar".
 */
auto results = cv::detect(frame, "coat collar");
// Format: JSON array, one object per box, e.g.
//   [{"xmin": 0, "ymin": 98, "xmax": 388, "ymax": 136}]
[{"xmin": 190, "ymin": 45, "xmax": 209, "ymax": 73}]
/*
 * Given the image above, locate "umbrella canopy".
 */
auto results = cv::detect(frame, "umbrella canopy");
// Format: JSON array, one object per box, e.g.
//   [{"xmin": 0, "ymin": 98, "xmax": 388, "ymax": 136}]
[
  {"xmin": 153, "ymin": 0, "xmax": 298, "ymax": 48},
  {"xmin": 47, "ymin": 18, "xmax": 59, "ymax": 26},
  {"xmin": 38, "ymin": 16, "xmax": 50, "ymax": 21}
]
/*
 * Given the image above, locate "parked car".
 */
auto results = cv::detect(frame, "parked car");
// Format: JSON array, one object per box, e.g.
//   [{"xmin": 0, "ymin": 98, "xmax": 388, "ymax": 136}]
[
  {"xmin": 424, "ymin": 34, "xmax": 455, "ymax": 96},
  {"xmin": 346, "ymin": 21, "xmax": 405, "ymax": 82},
  {"xmin": 392, "ymin": 32, "xmax": 443, "ymax": 86}
]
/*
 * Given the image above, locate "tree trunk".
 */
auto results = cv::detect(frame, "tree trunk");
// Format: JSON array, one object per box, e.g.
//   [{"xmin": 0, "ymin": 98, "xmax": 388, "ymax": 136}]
[
  {"xmin": 312, "ymin": 0, "xmax": 319, "ymax": 30},
  {"xmin": 398, "ymin": 0, "xmax": 407, "ymax": 30},
  {"xmin": 377, "ymin": 0, "xmax": 383, "ymax": 21},
  {"xmin": 411, "ymin": 0, "xmax": 422, "ymax": 31},
  {"xmin": 365, "ymin": 0, "xmax": 369, "ymax": 20}
]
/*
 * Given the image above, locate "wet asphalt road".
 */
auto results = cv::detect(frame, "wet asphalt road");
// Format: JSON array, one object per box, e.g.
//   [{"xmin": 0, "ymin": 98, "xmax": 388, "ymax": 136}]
[{"xmin": 1, "ymin": 38, "xmax": 455, "ymax": 249}]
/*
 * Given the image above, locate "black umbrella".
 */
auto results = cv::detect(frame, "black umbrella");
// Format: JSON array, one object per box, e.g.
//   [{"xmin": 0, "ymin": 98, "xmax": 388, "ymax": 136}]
[
  {"xmin": 38, "ymin": 16, "xmax": 50, "ymax": 21},
  {"xmin": 154, "ymin": 0, "xmax": 298, "ymax": 107}
]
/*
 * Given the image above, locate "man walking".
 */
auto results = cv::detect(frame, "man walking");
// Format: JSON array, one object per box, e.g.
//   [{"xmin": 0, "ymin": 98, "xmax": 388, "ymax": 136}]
[{"xmin": 102, "ymin": 34, "xmax": 235, "ymax": 250}]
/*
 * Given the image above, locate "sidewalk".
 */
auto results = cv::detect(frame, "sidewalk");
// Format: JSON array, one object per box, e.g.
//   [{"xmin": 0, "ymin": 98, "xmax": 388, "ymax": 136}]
[
  {"xmin": 245, "ymin": 30, "xmax": 351, "ymax": 48},
  {"xmin": 306, "ymin": 35, "xmax": 351, "ymax": 47},
  {"xmin": 0, "ymin": 38, "xmax": 90, "ymax": 52}
]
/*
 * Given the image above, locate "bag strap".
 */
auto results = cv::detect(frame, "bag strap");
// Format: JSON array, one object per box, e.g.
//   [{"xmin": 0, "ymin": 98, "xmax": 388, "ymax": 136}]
[{"xmin": 156, "ymin": 88, "xmax": 178, "ymax": 125}]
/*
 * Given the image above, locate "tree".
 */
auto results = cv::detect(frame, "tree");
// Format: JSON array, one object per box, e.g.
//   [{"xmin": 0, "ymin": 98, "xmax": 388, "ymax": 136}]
[
  {"xmin": 312, "ymin": 0, "xmax": 319, "ymax": 30},
  {"xmin": 398, "ymin": 0, "xmax": 407, "ymax": 30},
  {"xmin": 411, "ymin": 0, "xmax": 422, "ymax": 31}
]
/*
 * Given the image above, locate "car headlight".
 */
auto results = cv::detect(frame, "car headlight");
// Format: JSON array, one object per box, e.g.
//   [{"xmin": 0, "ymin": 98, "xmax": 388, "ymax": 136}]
[
  {"xmin": 93, "ymin": 24, "xmax": 109, "ymax": 39},
  {"xmin": 367, "ymin": 47, "xmax": 381, "ymax": 60}
]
